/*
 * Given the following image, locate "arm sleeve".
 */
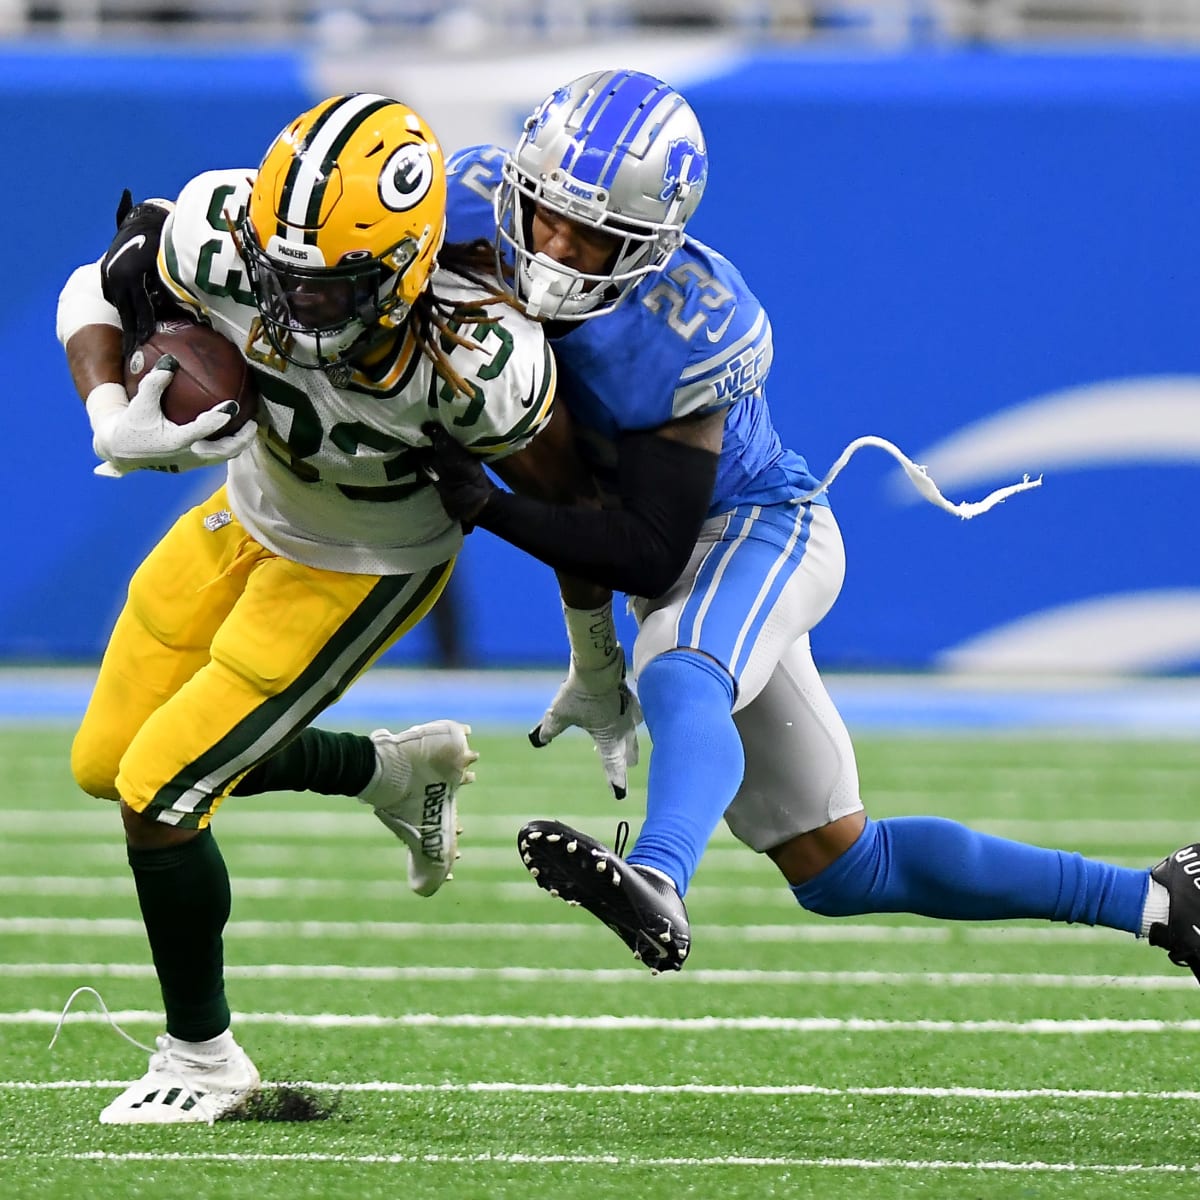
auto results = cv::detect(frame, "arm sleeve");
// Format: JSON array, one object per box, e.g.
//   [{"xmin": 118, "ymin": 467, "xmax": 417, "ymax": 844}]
[
  {"xmin": 56, "ymin": 261, "xmax": 121, "ymax": 346},
  {"xmin": 473, "ymin": 429, "xmax": 718, "ymax": 598}
]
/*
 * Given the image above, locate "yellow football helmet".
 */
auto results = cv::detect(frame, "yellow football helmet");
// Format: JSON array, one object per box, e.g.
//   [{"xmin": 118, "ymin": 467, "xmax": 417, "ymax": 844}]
[{"xmin": 239, "ymin": 93, "xmax": 447, "ymax": 371}]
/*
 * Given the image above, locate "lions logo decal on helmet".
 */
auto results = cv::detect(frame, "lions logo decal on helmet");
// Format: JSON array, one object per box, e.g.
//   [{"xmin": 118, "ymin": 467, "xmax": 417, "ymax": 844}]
[
  {"xmin": 661, "ymin": 137, "xmax": 707, "ymax": 204},
  {"xmin": 527, "ymin": 85, "xmax": 572, "ymax": 145}
]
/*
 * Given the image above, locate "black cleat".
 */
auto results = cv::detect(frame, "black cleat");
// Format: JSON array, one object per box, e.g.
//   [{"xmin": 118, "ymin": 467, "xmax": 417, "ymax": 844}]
[
  {"xmin": 517, "ymin": 820, "xmax": 690, "ymax": 972},
  {"xmin": 1148, "ymin": 844, "xmax": 1200, "ymax": 985}
]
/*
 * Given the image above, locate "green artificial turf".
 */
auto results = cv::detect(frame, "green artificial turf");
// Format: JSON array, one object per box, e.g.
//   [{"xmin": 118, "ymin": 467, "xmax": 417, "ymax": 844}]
[{"xmin": 3, "ymin": 725, "xmax": 1200, "ymax": 1199}]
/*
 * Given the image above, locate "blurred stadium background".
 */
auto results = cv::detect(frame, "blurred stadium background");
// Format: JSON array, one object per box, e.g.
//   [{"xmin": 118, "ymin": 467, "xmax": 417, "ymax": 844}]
[{"xmin": 5, "ymin": 0, "xmax": 1199, "ymax": 685}]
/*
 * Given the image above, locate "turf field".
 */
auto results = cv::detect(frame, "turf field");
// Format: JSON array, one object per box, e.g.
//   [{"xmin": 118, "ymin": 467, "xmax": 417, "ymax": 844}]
[{"xmin": 3, "ymin": 722, "xmax": 1200, "ymax": 1199}]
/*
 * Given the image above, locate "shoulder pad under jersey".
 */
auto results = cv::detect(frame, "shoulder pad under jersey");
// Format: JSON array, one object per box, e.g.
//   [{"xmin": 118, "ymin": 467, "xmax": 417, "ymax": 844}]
[
  {"xmin": 633, "ymin": 237, "xmax": 774, "ymax": 420},
  {"xmin": 428, "ymin": 273, "xmax": 556, "ymax": 461},
  {"xmin": 158, "ymin": 169, "xmax": 256, "ymax": 317},
  {"xmin": 446, "ymin": 144, "xmax": 507, "ymax": 245}
]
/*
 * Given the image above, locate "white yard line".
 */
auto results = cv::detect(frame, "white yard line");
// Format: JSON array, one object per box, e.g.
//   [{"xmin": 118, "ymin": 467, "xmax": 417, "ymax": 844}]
[
  {"xmin": 0, "ymin": 1150, "xmax": 1195, "ymax": 1174},
  {"xmin": 0, "ymin": 961, "xmax": 1188, "ymax": 988},
  {"xmin": 0, "ymin": 844, "xmax": 770, "ymax": 869},
  {"xmin": 4, "ymin": 1079, "xmax": 1200, "ymax": 1101},
  {"xmin": 0, "ymin": 876, "xmax": 812, "ymax": 902},
  {"xmin": 6, "ymin": 1011, "xmax": 1200, "ymax": 1033},
  {"xmin": 0, "ymin": 916, "xmax": 1135, "ymax": 943},
  {"xmin": 2, "ymin": 809, "xmax": 1197, "ymax": 843},
  {"xmin": 0, "ymin": 872, "xmax": 1153, "ymax": 899}
]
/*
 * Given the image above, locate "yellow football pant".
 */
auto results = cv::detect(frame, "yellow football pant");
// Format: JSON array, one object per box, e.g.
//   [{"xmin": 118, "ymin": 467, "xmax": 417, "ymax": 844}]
[{"xmin": 71, "ymin": 485, "xmax": 452, "ymax": 828}]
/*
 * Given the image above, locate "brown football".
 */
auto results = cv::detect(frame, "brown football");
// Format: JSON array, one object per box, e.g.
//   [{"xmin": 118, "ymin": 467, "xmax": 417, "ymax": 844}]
[{"xmin": 124, "ymin": 319, "xmax": 258, "ymax": 435}]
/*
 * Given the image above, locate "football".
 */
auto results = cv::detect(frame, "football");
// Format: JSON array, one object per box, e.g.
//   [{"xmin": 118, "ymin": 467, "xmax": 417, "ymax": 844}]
[{"xmin": 124, "ymin": 319, "xmax": 258, "ymax": 435}]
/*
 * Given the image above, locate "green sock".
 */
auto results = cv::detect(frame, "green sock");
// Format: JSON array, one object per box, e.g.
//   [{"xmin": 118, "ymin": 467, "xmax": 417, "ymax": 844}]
[
  {"xmin": 127, "ymin": 828, "xmax": 232, "ymax": 1042},
  {"xmin": 233, "ymin": 728, "xmax": 377, "ymax": 797}
]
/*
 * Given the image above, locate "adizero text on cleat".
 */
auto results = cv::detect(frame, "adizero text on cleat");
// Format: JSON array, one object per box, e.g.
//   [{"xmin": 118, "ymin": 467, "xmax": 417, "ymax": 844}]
[
  {"xmin": 361, "ymin": 720, "xmax": 478, "ymax": 897},
  {"xmin": 1148, "ymin": 843, "xmax": 1200, "ymax": 985},
  {"xmin": 517, "ymin": 820, "xmax": 690, "ymax": 972}
]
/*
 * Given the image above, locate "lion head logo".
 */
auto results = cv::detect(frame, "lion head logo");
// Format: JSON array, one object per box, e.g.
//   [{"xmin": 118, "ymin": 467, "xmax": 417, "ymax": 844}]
[
  {"xmin": 660, "ymin": 137, "xmax": 707, "ymax": 203},
  {"xmin": 527, "ymin": 85, "xmax": 572, "ymax": 145}
]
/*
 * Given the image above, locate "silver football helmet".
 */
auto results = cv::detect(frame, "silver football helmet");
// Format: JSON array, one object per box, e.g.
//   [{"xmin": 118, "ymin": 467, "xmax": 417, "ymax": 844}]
[{"xmin": 495, "ymin": 69, "xmax": 709, "ymax": 320}]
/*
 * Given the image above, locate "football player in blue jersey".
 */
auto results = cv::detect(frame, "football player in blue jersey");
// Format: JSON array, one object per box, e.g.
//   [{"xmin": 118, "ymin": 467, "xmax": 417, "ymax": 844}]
[{"xmin": 422, "ymin": 68, "xmax": 1200, "ymax": 980}]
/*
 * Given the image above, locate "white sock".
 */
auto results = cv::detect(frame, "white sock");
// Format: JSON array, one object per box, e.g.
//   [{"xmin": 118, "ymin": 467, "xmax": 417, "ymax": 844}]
[
  {"xmin": 1140, "ymin": 878, "xmax": 1170, "ymax": 938},
  {"xmin": 170, "ymin": 1029, "xmax": 237, "ymax": 1057},
  {"xmin": 359, "ymin": 732, "xmax": 412, "ymax": 803}
]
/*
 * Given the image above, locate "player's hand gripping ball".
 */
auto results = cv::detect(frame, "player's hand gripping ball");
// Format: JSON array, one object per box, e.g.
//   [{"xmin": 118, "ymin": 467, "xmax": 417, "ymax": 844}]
[{"xmin": 124, "ymin": 319, "xmax": 258, "ymax": 434}]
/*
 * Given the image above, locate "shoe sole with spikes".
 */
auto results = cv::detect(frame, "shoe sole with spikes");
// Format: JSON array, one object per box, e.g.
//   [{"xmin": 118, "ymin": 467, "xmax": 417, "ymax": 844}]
[
  {"xmin": 517, "ymin": 819, "xmax": 690, "ymax": 973},
  {"xmin": 1148, "ymin": 843, "xmax": 1200, "ymax": 985}
]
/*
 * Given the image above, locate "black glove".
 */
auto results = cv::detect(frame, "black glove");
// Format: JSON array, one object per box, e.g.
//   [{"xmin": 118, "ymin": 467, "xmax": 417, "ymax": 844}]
[
  {"xmin": 100, "ymin": 188, "xmax": 177, "ymax": 357},
  {"xmin": 419, "ymin": 422, "xmax": 496, "ymax": 525}
]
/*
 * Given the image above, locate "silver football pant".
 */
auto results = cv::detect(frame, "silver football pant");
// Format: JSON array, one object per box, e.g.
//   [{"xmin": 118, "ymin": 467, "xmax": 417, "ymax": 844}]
[{"xmin": 630, "ymin": 502, "xmax": 863, "ymax": 852}]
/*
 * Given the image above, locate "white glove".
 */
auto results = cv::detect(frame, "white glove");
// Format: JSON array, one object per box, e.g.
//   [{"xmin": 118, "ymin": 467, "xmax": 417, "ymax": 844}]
[
  {"xmin": 530, "ymin": 646, "xmax": 643, "ymax": 800},
  {"xmin": 86, "ymin": 357, "xmax": 256, "ymax": 478}
]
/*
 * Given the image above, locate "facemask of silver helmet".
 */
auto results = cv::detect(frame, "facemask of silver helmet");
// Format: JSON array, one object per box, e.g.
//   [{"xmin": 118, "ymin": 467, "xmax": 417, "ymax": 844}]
[{"xmin": 494, "ymin": 69, "xmax": 709, "ymax": 320}]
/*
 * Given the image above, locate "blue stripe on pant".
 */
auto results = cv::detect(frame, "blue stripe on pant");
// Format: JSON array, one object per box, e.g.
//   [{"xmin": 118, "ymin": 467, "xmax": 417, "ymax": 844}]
[
  {"xmin": 675, "ymin": 503, "xmax": 815, "ymax": 695},
  {"xmin": 628, "ymin": 503, "xmax": 818, "ymax": 893}
]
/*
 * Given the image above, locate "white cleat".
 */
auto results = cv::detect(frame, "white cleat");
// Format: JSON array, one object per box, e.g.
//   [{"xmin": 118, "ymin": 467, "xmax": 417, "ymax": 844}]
[
  {"xmin": 361, "ymin": 720, "xmax": 478, "ymax": 897},
  {"xmin": 99, "ymin": 1032, "xmax": 260, "ymax": 1125}
]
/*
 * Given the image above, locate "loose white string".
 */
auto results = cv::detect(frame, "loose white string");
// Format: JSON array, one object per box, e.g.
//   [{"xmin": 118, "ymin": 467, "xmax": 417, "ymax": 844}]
[
  {"xmin": 792, "ymin": 435, "xmax": 1042, "ymax": 519},
  {"xmin": 47, "ymin": 985, "xmax": 154, "ymax": 1054},
  {"xmin": 48, "ymin": 987, "xmax": 224, "ymax": 1123}
]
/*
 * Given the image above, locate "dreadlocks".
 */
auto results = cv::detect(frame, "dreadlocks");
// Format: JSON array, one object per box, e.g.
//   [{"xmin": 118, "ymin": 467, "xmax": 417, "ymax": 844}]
[{"xmin": 412, "ymin": 238, "xmax": 526, "ymax": 400}]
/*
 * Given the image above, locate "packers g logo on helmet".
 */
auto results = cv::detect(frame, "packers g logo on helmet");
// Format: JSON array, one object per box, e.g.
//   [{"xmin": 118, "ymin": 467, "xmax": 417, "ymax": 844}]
[
  {"xmin": 239, "ymin": 93, "xmax": 447, "ymax": 372},
  {"xmin": 380, "ymin": 144, "xmax": 436, "ymax": 212}
]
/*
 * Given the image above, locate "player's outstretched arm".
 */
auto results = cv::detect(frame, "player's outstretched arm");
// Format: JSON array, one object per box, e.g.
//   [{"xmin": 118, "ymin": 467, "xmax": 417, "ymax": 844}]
[
  {"xmin": 423, "ymin": 409, "xmax": 723, "ymax": 599},
  {"xmin": 441, "ymin": 404, "xmax": 641, "ymax": 798}
]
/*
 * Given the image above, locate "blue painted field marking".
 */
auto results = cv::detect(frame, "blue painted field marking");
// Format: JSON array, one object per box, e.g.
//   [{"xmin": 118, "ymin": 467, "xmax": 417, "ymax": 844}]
[{"xmin": 0, "ymin": 670, "xmax": 1197, "ymax": 734}]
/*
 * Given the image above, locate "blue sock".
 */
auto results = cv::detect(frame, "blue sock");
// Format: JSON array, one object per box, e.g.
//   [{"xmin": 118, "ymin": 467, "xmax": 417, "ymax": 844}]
[
  {"xmin": 791, "ymin": 816, "xmax": 1149, "ymax": 933},
  {"xmin": 626, "ymin": 650, "xmax": 744, "ymax": 896}
]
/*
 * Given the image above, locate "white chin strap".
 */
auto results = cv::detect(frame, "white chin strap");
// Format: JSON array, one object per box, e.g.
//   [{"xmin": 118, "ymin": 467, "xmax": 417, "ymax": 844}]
[{"xmin": 520, "ymin": 253, "xmax": 599, "ymax": 320}]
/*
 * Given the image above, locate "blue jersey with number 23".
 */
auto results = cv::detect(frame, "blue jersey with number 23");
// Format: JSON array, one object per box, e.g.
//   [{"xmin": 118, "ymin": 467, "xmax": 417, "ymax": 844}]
[{"xmin": 446, "ymin": 145, "xmax": 826, "ymax": 517}]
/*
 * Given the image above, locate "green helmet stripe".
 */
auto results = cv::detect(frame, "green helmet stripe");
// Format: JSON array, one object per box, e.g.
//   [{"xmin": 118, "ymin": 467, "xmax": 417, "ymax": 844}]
[{"xmin": 276, "ymin": 94, "xmax": 393, "ymax": 245}]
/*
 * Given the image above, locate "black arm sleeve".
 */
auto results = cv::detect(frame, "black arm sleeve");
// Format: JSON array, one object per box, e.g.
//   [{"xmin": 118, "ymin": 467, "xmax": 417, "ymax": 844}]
[{"xmin": 473, "ymin": 429, "xmax": 719, "ymax": 598}]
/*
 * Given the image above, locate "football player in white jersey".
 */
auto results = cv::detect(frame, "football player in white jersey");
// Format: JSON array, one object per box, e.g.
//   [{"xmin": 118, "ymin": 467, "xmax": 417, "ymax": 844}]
[
  {"xmin": 56, "ymin": 93, "xmax": 562, "ymax": 1122},
  {"xmin": 424, "ymin": 69, "xmax": 1200, "ymax": 984}
]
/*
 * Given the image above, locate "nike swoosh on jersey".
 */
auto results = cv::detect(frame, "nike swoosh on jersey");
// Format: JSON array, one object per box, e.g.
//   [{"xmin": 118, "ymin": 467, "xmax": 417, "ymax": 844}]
[
  {"xmin": 705, "ymin": 308, "xmax": 736, "ymax": 343},
  {"xmin": 106, "ymin": 234, "xmax": 147, "ymax": 268}
]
